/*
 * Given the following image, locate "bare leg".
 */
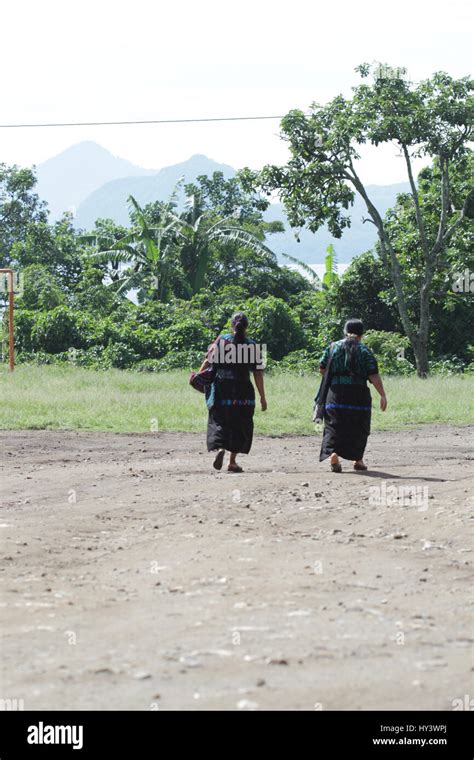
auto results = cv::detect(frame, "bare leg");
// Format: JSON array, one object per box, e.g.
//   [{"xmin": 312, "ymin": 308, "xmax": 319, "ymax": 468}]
[
  {"xmin": 330, "ymin": 452, "xmax": 342, "ymax": 472},
  {"xmin": 228, "ymin": 452, "xmax": 243, "ymax": 473},
  {"xmin": 213, "ymin": 449, "xmax": 225, "ymax": 471}
]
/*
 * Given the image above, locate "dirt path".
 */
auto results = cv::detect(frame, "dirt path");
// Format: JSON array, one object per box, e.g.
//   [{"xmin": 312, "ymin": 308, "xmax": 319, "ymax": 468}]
[{"xmin": 0, "ymin": 426, "xmax": 473, "ymax": 711}]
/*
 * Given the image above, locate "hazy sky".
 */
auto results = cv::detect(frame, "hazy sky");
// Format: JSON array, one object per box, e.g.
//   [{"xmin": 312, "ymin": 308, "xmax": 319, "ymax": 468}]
[{"xmin": 1, "ymin": 0, "xmax": 472, "ymax": 183}]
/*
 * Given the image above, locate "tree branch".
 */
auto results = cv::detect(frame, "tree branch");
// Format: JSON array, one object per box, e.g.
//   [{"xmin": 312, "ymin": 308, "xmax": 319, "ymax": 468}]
[
  {"xmin": 401, "ymin": 143, "xmax": 430, "ymax": 260},
  {"xmin": 347, "ymin": 159, "xmax": 417, "ymax": 345}
]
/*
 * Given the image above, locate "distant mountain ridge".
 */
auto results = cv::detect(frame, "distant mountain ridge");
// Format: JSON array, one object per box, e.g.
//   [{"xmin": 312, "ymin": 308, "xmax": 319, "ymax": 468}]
[
  {"xmin": 36, "ymin": 141, "xmax": 156, "ymax": 219},
  {"xmin": 36, "ymin": 141, "xmax": 409, "ymax": 264},
  {"xmin": 74, "ymin": 153, "xmax": 236, "ymax": 230}
]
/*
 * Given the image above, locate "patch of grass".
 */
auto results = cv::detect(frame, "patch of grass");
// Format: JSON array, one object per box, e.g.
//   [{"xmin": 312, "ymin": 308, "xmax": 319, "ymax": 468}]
[{"xmin": 0, "ymin": 364, "xmax": 472, "ymax": 435}]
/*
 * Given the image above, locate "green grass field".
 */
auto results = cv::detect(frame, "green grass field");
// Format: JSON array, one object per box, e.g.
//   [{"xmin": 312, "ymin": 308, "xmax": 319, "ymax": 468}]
[{"xmin": 0, "ymin": 364, "xmax": 472, "ymax": 435}]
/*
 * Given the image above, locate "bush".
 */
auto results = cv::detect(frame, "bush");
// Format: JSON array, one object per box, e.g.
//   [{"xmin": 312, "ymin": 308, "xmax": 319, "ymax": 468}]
[
  {"xmin": 428, "ymin": 356, "xmax": 466, "ymax": 375},
  {"xmin": 161, "ymin": 319, "xmax": 213, "ymax": 354},
  {"xmin": 135, "ymin": 301, "xmax": 176, "ymax": 331},
  {"xmin": 363, "ymin": 330, "xmax": 415, "ymax": 375},
  {"xmin": 30, "ymin": 306, "xmax": 93, "ymax": 353},
  {"xmin": 124, "ymin": 324, "xmax": 165, "ymax": 359},
  {"xmin": 134, "ymin": 349, "xmax": 204, "ymax": 372},
  {"xmin": 277, "ymin": 349, "xmax": 320, "ymax": 375},
  {"xmin": 15, "ymin": 350, "xmax": 62, "ymax": 365},
  {"xmin": 54, "ymin": 346, "xmax": 108, "ymax": 369},
  {"xmin": 18, "ymin": 264, "xmax": 66, "ymax": 311},
  {"xmin": 13, "ymin": 309, "xmax": 37, "ymax": 352},
  {"xmin": 101, "ymin": 342, "xmax": 141, "ymax": 369},
  {"xmin": 242, "ymin": 296, "xmax": 305, "ymax": 360}
]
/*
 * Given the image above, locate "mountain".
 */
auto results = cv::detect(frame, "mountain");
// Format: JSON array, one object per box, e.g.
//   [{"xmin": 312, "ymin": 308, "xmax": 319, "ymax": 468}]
[
  {"xmin": 35, "ymin": 141, "xmax": 156, "ymax": 219},
  {"xmin": 36, "ymin": 141, "xmax": 409, "ymax": 264},
  {"xmin": 74, "ymin": 153, "xmax": 236, "ymax": 229}
]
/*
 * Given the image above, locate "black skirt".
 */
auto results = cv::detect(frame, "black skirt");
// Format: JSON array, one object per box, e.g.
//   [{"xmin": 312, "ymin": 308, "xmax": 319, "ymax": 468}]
[
  {"xmin": 207, "ymin": 377, "xmax": 255, "ymax": 454},
  {"xmin": 319, "ymin": 384, "xmax": 372, "ymax": 462}
]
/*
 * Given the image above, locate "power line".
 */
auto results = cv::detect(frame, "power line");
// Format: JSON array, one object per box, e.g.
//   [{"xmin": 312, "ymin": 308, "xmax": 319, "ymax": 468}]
[{"xmin": 0, "ymin": 114, "xmax": 288, "ymax": 129}]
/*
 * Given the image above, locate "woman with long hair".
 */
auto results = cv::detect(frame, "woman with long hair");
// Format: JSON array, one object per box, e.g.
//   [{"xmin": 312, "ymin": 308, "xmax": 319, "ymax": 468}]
[
  {"xmin": 199, "ymin": 312, "xmax": 267, "ymax": 473},
  {"xmin": 319, "ymin": 319, "xmax": 387, "ymax": 472}
]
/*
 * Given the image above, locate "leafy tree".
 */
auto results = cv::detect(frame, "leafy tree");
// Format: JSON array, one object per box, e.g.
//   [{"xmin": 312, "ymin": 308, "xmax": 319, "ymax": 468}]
[
  {"xmin": 82, "ymin": 218, "xmax": 130, "ymax": 283},
  {"xmin": 382, "ymin": 154, "xmax": 474, "ymax": 360},
  {"xmin": 30, "ymin": 306, "xmax": 92, "ymax": 353},
  {"xmin": 239, "ymin": 65, "xmax": 474, "ymax": 376},
  {"xmin": 85, "ymin": 195, "xmax": 181, "ymax": 301},
  {"xmin": 17, "ymin": 264, "xmax": 66, "ymax": 311},
  {"xmin": 329, "ymin": 251, "xmax": 401, "ymax": 333},
  {"xmin": 242, "ymin": 296, "xmax": 305, "ymax": 360},
  {"xmin": 0, "ymin": 164, "xmax": 48, "ymax": 267},
  {"xmin": 183, "ymin": 171, "xmax": 270, "ymax": 220},
  {"xmin": 162, "ymin": 191, "xmax": 283, "ymax": 296},
  {"xmin": 363, "ymin": 330, "xmax": 413, "ymax": 375},
  {"xmin": 10, "ymin": 213, "xmax": 85, "ymax": 293}
]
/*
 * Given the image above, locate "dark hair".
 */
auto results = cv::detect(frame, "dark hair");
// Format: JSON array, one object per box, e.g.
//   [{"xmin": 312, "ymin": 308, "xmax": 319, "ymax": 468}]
[
  {"xmin": 344, "ymin": 318, "xmax": 364, "ymax": 337},
  {"xmin": 343, "ymin": 319, "xmax": 363, "ymax": 377},
  {"xmin": 231, "ymin": 312, "xmax": 248, "ymax": 345}
]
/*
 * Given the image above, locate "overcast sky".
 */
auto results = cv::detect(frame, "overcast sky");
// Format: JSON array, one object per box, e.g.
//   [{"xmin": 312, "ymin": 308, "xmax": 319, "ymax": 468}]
[{"xmin": 1, "ymin": 0, "xmax": 472, "ymax": 184}]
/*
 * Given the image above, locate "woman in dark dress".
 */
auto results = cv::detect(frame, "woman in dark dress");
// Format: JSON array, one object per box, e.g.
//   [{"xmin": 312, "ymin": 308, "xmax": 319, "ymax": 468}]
[
  {"xmin": 199, "ymin": 312, "xmax": 267, "ymax": 473},
  {"xmin": 319, "ymin": 319, "xmax": 387, "ymax": 472}
]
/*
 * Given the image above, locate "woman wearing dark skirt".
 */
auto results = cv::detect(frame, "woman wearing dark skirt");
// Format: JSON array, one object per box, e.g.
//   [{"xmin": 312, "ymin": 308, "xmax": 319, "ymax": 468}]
[
  {"xmin": 199, "ymin": 312, "xmax": 267, "ymax": 473},
  {"xmin": 319, "ymin": 319, "xmax": 387, "ymax": 472}
]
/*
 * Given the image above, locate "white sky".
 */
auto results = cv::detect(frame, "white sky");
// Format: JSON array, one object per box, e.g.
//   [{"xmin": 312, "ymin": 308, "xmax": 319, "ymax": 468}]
[{"xmin": 1, "ymin": 0, "xmax": 472, "ymax": 183}]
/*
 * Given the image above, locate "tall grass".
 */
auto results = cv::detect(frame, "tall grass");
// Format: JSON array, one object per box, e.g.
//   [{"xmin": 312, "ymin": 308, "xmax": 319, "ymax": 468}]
[{"xmin": 0, "ymin": 364, "xmax": 472, "ymax": 435}]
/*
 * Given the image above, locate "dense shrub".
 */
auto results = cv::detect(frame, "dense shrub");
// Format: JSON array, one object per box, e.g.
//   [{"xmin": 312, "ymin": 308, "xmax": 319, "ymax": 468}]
[
  {"xmin": 428, "ymin": 357, "xmax": 466, "ymax": 375},
  {"xmin": 14, "ymin": 309, "xmax": 37, "ymax": 352},
  {"xmin": 277, "ymin": 349, "xmax": 321, "ymax": 375},
  {"xmin": 160, "ymin": 319, "xmax": 213, "ymax": 354},
  {"xmin": 101, "ymin": 342, "xmax": 141, "ymax": 369},
  {"xmin": 30, "ymin": 306, "xmax": 93, "ymax": 353},
  {"xmin": 242, "ymin": 296, "xmax": 305, "ymax": 360},
  {"xmin": 134, "ymin": 349, "xmax": 204, "ymax": 372},
  {"xmin": 18, "ymin": 264, "xmax": 66, "ymax": 311},
  {"xmin": 363, "ymin": 330, "xmax": 414, "ymax": 375}
]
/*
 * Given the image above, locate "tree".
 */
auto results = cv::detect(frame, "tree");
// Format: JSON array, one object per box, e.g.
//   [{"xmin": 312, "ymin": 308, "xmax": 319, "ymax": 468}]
[
  {"xmin": 85, "ymin": 195, "xmax": 181, "ymax": 301},
  {"xmin": 0, "ymin": 164, "xmax": 48, "ymax": 266},
  {"xmin": 329, "ymin": 250, "xmax": 401, "ymax": 334},
  {"xmin": 10, "ymin": 213, "xmax": 85, "ymax": 293},
  {"xmin": 239, "ymin": 64, "xmax": 474, "ymax": 376},
  {"xmin": 160, "ymin": 189, "xmax": 283, "ymax": 296},
  {"xmin": 382, "ymin": 153, "xmax": 474, "ymax": 361},
  {"xmin": 167, "ymin": 172, "xmax": 312, "ymax": 296}
]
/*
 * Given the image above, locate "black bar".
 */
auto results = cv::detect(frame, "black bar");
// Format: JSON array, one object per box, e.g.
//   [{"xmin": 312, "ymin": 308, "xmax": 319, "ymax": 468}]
[{"xmin": 0, "ymin": 710, "xmax": 471, "ymax": 757}]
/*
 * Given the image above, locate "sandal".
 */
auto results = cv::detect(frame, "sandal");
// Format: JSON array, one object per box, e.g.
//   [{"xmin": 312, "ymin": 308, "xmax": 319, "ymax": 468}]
[
  {"xmin": 353, "ymin": 462, "xmax": 368, "ymax": 471},
  {"xmin": 228, "ymin": 464, "xmax": 243, "ymax": 473},
  {"xmin": 213, "ymin": 450, "xmax": 225, "ymax": 471},
  {"xmin": 330, "ymin": 462, "xmax": 342, "ymax": 473}
]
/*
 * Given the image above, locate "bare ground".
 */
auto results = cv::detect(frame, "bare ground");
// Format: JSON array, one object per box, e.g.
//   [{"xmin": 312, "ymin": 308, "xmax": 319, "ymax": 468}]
[{"xmin": 0, "ymin": 426, "xmax": 473, "ymax": 711}]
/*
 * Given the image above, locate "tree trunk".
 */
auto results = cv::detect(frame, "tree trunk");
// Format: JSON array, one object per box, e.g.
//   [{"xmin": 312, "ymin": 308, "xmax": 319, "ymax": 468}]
[
  {"xmin": 413, "ymin": 337, "xmax": 429, "ymax": 378},
  {"xmin": 415, "ymin": 276, "xmax": 433, "ymax": 378}
]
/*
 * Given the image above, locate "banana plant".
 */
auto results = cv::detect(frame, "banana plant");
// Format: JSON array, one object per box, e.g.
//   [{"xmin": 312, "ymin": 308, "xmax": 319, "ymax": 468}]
[
  {"xmin": 322, "ymin": 244, "xmax": 339, "ymax": 289},
  {"xmin": 280, "ymin": 252, "xmax": 322, "ymax": 288},
  {"xmin": 159, "ymin": 192, "xmax": 281, "ymax": 295},
  {"xmin": 83, "ymin": 195, "xmax": 180, "ymax": 301}
]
